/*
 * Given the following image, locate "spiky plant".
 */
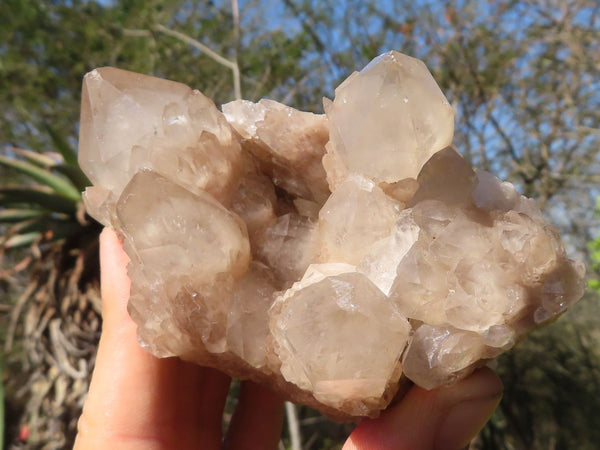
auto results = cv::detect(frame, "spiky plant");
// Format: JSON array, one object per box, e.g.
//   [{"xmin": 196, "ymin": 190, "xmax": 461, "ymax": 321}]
[{"xmin": 0, "ymin": 138, "xmax": 101, "ymax": 449}]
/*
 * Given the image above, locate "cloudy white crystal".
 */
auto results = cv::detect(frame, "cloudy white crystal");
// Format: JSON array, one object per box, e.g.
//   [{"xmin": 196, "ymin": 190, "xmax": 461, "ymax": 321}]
[
  {"xmin": 323, "ymin": 51, "xmax": 455, "ymax": 188},
  {"xmin": 319, "ymin": 175, "xmax": 401, "ymax": 264},
  {"xmin": 79, "ymin": 67, "xmax": 242, "ymax": 226},
  {"xmin": 271, "ymin": 265, "xmax": 411, "ymax": 411},
  {"xmin": 78, "ymin": 52, "xmax": 585, "ymax": 420},
  {"xmin": 224, "ymin": 98, "xmax": 330, "ymax": 203}
]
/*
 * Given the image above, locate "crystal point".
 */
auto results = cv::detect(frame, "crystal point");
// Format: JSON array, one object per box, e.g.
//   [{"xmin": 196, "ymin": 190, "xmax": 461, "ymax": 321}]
[
  {"xmin": 79, "ymin": 52, "xmax": 584, "ymax": 420},
  {"xmin": 271, "ymin": 267, "xmax": 411, "ymax": 410},
  {"xmin": 324, "ymin": 51, "xmax": 455, "ymax": 188}
]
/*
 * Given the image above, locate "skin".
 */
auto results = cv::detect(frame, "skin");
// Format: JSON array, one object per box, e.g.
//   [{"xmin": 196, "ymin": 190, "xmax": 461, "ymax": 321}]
[{"xmin": 74, "ymin": 228, "xmax": 503, "ymax": 450}]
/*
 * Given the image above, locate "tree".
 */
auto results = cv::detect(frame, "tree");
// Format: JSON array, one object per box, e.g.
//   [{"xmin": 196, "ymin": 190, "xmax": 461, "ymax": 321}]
[{"xmin": 588, "ymin": 198, "xmax": 600, "ymax": 294}]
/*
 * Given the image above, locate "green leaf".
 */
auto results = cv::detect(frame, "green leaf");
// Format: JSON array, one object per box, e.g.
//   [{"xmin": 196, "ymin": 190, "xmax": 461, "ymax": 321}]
[
  {"xmin": 0, "ymin": 208, "xmax": 47, "ymax": 222},
  {"xmin": 53, "ymin": 164, "xmax": 91, "ymax": 192},
  {"xmin": 2, "ymin": 231, "xmax": 41, "ymax": 249},
  {"xmin": 1, "ymin": 216, "xmax": 82, "ymax": 249},
  {"xmin": 12, "ymin": 148, "xmax": 58, "ymax": 168},
  {"xmin": 44, "ymin": 123, "xmax": 78, "ymax": 166},
  {"xmin": 0, "ymin": 155, "xmax": 81, "ymax": 202},
  {"xmin": 0, "ymin": 187, "xmax": 77, "ymax": 214}
]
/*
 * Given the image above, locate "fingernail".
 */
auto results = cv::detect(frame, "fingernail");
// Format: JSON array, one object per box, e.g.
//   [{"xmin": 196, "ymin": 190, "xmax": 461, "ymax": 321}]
[{"xmin": 434, "ymin": 394, "xmax": 501, "ymax": 450}]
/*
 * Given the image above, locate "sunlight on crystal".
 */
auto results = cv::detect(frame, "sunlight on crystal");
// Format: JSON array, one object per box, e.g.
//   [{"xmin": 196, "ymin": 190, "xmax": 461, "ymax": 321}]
[{"xmin": 79, "ymin": 51, "xmax": 585, "ymax": 420}]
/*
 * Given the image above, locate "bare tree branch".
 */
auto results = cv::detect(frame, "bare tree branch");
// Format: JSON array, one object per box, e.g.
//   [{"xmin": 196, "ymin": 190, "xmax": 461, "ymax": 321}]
[
  {"xmin": 125, "ymin": 23, "xmax": 242, "ymax": 100},
  {"xmin": 153, "ymin": 23, "xmax": 234, "ymax": 71},
  {"xmin": 230, "ymin": 0, "xmax": 242, "ymax": 100}
]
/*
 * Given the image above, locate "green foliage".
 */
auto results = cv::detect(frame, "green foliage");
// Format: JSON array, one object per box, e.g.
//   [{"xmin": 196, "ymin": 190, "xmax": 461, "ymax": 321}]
[
  {"xmin": 589, "ymin": 246, "xmax": 600, "ymax": 292},
  {"xmin": 0, "ymin": 148, "xmax": 86, "ymax": 250},
  {"xmin": 479, "ymin": 299, "xmax": 600, "ymax": 449},
  {"xmin": 0, "ymin": 154, "xmax": 81, "ymax": 202},
  {"xmin": 588, "ymin": 199, "xmax": 600, "ymax": 294},
  {"xmin": 0, "ymin": 144, "xmax": 100, "ymax": 447}
]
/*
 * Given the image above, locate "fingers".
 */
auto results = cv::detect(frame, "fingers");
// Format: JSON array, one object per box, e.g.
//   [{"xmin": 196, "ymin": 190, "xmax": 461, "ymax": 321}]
[
  {"xmin": 97, "ymin": 227, "xmax": 132, "ymax": 326},
  {"xmin": 224, "ymin": 380, "xmax": 285, "ymax": 450},
  {"xmin": 79, "ymin": 227, "xmax": 500, "ymax": 450},
  {"xmin": 175, "ymin": 363, "xmax": 233, "ymax": 449},
  {"xmin": 75, "ymin": 228, "xmax": 231, "ymax": 449},
  {"xmin": 343, "ymin": 367, "xmax": 503, "ymax": 450}
]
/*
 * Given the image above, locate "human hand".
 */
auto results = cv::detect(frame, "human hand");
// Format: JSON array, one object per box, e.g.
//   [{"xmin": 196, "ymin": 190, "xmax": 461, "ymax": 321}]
[{"xmin": 75, "ymin": 228, "xmax": 502, "ymax": 449}]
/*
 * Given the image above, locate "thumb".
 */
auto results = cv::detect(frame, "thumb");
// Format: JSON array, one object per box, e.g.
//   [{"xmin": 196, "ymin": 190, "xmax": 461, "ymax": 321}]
[{"xmin": 343, "ymin": 367, "xmax": 503, "ymax": 450}]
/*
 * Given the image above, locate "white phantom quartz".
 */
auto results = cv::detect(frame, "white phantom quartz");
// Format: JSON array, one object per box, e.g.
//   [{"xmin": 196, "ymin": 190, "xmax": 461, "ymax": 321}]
[
  {"xmin": 271, "ymin": 264, "xmax": 411, "ymax": 414},
  {"xmin": 323, "ymin": 51, "xmax": 455, "ymax": 189},
  {"xmin": 79, "ymin": 51, "xmax": 585, "ymax": 421}
]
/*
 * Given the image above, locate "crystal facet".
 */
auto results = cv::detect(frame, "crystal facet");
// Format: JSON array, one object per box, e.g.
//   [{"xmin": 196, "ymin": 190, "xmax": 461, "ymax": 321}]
[
  {"xmin": 271, "ymin": 265, "xmax": 411, "ymax": 413},
  {"xmin": 323, "ymin": 51, "xmax": 455, "ymax": 189},
  {"xmin": 79, "ymin": 53, "xmax": 585, "ymax": 420}
]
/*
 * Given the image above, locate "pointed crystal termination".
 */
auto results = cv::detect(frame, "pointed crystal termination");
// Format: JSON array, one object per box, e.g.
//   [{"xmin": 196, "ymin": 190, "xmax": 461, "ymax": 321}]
[
  {"xmin": 79, "ymin": 67, "xmax": 243, "ymax": 226},
  {"xmin": 117, "ymin": 170, "xmax": 250, "ymax": 356},
  {"xmin": 319, "ymin": 175, "xmax": 401, "ymax": 264},
  {"xmin": 323, "ymin": 51, "xmax": 455, "ymax": 189},
  {"xmin": 78, "ymin": 68, "xmax": 191, "ymax": 225},
  {"xmin": 270, "ymin": 264, "xmax": 411, "ymax": 413},
  {"xmin": 380, "ymin": 149, "xmax": 585, "ymax": 388},
  {"xmin": 78, "ymin": 52, "xmax": 585, "ymax": 421},
  {"xmin": 79, "ymin": 68, "xmax": 190, "ymax": 190}
]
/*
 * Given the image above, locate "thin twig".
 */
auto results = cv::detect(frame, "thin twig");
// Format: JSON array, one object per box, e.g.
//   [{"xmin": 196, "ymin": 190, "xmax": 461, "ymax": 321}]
[
  {"xmin": 281, "ymin": 72, "xmax": 311, "ymax": 106},
  {"xmin": 152, "ymin": 24, "xmax": 241, "ymax": 100},
  {"xmin": 4, "ymin": 282, "xmax": 36, "ymax": 352},
  {"xmin": 122, "ymin": 29, "xmax": 151, "ymax": 37},
  {"xmin": 285, "ymin": 401, "xmax": 302, "ymax": 450},
  {"xmin": 153, "ymin": 24, "xmax": 234, "ymax": 69},
  {"xmin": 230, "ymin": 0, "xmax": 242, "ymax": 100}
]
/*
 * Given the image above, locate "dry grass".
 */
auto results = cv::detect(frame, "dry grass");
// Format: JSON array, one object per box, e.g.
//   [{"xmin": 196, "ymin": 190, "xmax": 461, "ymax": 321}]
[{"xmin": 2, "ymin": 237, "xmax": 101, "ymax": 449}]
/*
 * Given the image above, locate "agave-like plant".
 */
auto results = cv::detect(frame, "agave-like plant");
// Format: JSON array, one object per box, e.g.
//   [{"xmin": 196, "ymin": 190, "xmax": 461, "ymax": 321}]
[{"xmin": 0, "ymin": 135, "xmax": 101, "ymax": 449}]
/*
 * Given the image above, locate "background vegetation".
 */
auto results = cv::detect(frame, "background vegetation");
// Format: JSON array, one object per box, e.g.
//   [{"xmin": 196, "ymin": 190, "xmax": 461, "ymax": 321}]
[{"xmin": 1, "ymin": 0, "xmax": 599, "ymax": 448}]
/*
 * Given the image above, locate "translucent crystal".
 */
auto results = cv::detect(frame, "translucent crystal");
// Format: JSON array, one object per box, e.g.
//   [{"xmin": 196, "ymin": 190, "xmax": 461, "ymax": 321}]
[
  {"xmin": 271, "ymin": 265, "xmax": 411, "ymax": 411},
  {"xmin": 79, "ymin": 53, "xmax": 585, "ymax": 420},
  {"xmin": 223, "ymin": 99, "xmax": 330, "ymax": 204},
  {"xmin": 357, "ymin": 209, "xmax": 420, "ymax": 295},
  {"xmin": 402, "ymin": 324, "xmax": 489, "ymax": 390},
  {"xmin": 254, "ymin": 213, "xmax": 320, "ymax": 283},
  {"xmin": 79, "ymin": 68, "xmax": 190, "ymax": 193},
  {"xmin": 323, "ymin": 51, "xmax": 454, "ymax": 188},
  {"xmin": 79, "ymin": 67, "xmax": 242, "ymax": 226},
  {"xmin": 117, "ymin": 170, "xmax": 250, "ymax": 355},
  {"xmin": 117, "ymin": 170, "xmax": 250, "ymax": 283},
  {"xmin": 227, "ymin": 262, "xmax": 278, "ymax": 368},
  {"xmin": 319, "ymin": 175, "xmax": 401, "ymax": 264}
]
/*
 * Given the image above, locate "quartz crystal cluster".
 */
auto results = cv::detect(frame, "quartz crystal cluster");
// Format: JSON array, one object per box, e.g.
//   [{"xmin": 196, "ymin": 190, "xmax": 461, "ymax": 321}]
[{"xmin": 79, "ymin": 51, "xmax": 585, "ymax": 420}]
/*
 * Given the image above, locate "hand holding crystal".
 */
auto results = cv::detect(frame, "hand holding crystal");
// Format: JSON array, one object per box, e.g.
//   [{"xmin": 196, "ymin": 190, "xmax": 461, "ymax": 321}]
[
  {"xmin": 78, "ymin": 52, "xmax": 582, "ymax": 418},
  {"xmin": 74, "ymin": 228, "xmax": 502, "ymax": 450}
]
